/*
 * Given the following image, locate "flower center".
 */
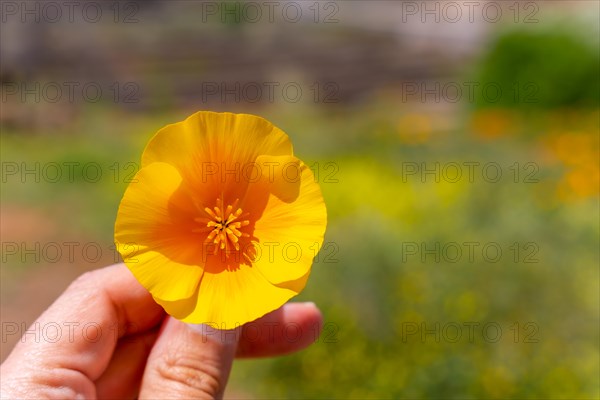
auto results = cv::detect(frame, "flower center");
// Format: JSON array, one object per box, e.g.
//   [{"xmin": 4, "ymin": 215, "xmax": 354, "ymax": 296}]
[{"xmin": 194, "ymin": 198, "xmax": 250, "ymax": 256}]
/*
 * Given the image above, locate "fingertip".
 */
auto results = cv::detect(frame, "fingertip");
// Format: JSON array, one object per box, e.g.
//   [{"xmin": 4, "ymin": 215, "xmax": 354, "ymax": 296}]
[
  {"xmin": 283, "ymin": 302, "xmax": 323, "ymax": 339},
  {"xmin": 236, "ymin": 301, "xmax": 324, "ymax": 358}
]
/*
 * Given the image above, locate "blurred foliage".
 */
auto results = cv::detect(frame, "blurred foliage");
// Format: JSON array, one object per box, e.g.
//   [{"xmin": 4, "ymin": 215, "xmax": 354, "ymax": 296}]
[{"xmin": 474, "ymin": 28, "xmax": 600, "ymax": 109}]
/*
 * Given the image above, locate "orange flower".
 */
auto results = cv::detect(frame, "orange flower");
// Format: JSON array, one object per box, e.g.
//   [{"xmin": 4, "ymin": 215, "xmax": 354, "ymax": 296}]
[{"xmin": 114, "ymin": 111, "xmax": 327, "ymax": 328}]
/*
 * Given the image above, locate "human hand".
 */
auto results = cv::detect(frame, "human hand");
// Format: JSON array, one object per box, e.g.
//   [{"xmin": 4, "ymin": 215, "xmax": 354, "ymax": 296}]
[{"xmin": 0, "ymin": 264, "xmax": 323, "ymax": 399}]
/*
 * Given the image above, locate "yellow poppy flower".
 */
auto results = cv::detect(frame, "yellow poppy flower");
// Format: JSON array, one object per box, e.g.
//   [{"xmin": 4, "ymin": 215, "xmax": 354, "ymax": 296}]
[{"xmin": 114, "ymin": 111, "xmax": 327, "ymax": 329}]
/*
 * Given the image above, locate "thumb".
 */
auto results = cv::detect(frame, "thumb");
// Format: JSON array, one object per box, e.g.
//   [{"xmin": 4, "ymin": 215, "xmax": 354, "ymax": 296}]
[{"xmin": 139, "ymin": 317, "xmax": 240, "ymax": 399}]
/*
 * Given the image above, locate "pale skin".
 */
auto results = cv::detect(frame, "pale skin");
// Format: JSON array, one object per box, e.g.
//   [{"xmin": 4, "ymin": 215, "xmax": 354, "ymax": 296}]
[{"xmin": 0, "ymin": 264, "xmax": 323, "ymax": 399}]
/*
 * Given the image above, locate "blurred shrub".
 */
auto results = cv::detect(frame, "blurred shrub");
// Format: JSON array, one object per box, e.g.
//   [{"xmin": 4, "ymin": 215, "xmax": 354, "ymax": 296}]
[{"xmin": 474, "ymin": 28, "xmax": 599, "ymax": 109}]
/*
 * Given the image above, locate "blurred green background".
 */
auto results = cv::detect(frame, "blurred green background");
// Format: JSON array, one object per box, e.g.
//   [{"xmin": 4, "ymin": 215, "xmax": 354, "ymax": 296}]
[{"xmin": 1, "ymin": 1, "xmax": 598, "ymax": 398}]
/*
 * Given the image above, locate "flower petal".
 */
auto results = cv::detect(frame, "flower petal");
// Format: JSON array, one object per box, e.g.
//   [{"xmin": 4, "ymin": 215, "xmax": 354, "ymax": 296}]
[
  {"xmin": 114, "ymin": 162, "xmax": 204, "ymax": 301},
  {"xmin": 249, "ymin": 162, "xmax": 327, "ymax": 285},
  {"xmin": 142, "ymin": 110, "xmax": 292, "ymax": 179},
  {"xmin": 141, "ymin": 112, "xmax": 294, "ymax": 208},
  {"xmin": 157, "ymin": 260, "xmax": 310, "ymax": 329}
]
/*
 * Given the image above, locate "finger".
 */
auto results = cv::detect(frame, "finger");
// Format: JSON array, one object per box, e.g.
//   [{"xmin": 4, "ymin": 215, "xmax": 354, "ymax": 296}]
[
  {"xmin": 95, "ymin": 328, "xmax": 161, "ymax": 400},
  {"xmin": 0, "ymin": 264, "xmax": 165, "ymax": 398},
  {"xmin": 236, "ymin": 302, "xmax": 323, "ymax": 358},
  {"xmin": 139, "ymin": 317, "xmax": 240, "ymax": 399}
]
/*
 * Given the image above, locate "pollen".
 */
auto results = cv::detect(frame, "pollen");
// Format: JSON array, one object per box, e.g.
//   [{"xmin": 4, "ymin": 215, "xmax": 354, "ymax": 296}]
[{"xmin": 193, "ymin": 197, "xmax": 250, "ymax": 257}]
